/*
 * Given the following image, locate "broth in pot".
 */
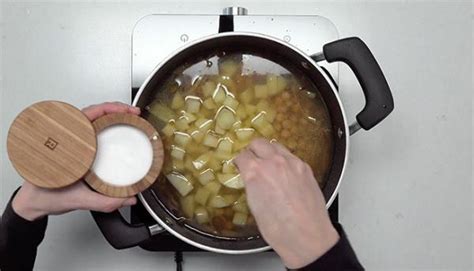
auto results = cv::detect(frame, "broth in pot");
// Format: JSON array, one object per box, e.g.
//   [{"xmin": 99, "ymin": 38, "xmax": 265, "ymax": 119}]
[{"xmin": 143, "ymin": 52, "xmax": 334, "ymax": 238}]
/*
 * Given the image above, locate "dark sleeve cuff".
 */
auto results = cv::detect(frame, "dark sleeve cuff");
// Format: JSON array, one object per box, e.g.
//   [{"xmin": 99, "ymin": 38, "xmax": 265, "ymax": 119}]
[
  {"xmin": 297, "ymin": 223, "xmax": 364, "ymax": 271},
  {"xmin": 2, "ymin": 188, "xmax": 48, "ymax": 243},
  {"xmin": 0, "ymin": 188, "xmax": 48, "ymax": 270}
]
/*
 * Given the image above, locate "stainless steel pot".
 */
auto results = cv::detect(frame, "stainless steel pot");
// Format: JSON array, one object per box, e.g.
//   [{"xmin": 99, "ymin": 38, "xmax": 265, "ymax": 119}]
[{"xmin": 91, "ymin": 32, "xmax": 393, "ymax": 254}]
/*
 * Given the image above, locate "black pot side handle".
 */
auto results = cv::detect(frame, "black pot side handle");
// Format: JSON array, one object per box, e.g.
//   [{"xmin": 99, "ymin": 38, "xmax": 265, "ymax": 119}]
[
  {"xmin": 90, "ymin": 210, "xmax": 164, "ymax": 249},
  {"xmin": 320, "ymin": 37, "xmax": 394, "ymax": 134}
]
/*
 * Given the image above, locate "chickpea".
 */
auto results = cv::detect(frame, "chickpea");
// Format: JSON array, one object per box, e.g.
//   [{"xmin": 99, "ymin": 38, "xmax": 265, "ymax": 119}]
[
  {"xmin": 282, "ymin": 91, "xmax": 291, "ymax": 100},
  {"xmin": 281, "ymin": 129, "xmax": 291, "ymax": 139},
  {"xmin": 291, "ymin": 128, "xmax": 300, "ymax": 139},
  {"xmin": 275, "ymin": 113, "xmax": 285, "ymax": 122},
  {"xmin": 212, "ymin": 216, "xmax": 226, "ymax": 231},
  {"xmin": 282, "ymin": 119, "xmax": 292, "ymax": 129},
  {"xmin": 274, "ymin": 97, "xmax": 283, "ymax": 107},
  {"xmin": 288, "ymin": 140, "xmax": 297, "ymax": 150},
  {"xmin": 274, "ymin": 96, "xmax": 283, "ymax": 104},
  {"xmin": 274, "ymin": 123, "xmax": 282, "ymax": 131},
  {"xmin": 278, "ymin": 104, "xmax": 288, "ymax": 113},
  {"xmin": 224, "ymin": 220, "xmax": 235, "ymax": 230},
  {"xmin": 299, "ymin": 117, "xmax": 308, "ymax": 125},
  {"xmin": 290, "ymin": 114, "xmax": 299, "ymax": 124},
  {"xmin": 292, "ymin": 103, "xmax": 300, "ymax": 113}
]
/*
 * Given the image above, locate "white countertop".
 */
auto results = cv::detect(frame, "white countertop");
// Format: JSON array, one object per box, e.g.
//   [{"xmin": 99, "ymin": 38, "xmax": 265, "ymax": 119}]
[{"xmin": 1, "ymin": 1, "xmax": 472, "ymax": 270}]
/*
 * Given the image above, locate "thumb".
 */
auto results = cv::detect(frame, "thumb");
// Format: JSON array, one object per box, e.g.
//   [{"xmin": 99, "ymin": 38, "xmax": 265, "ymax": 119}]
[
  {"xmin": 81, "ymin": 191, "xmax": 136, "ymax": 213},
  {"xmin": 122, "ymin": 197, "xmax": 137, "ymax": 207}
]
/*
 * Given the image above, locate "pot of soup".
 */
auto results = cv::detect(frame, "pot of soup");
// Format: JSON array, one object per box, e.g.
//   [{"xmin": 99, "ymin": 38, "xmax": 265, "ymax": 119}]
[{"xmin": 91, "ymin": 32, "xmax": 393, "ymax": 253}]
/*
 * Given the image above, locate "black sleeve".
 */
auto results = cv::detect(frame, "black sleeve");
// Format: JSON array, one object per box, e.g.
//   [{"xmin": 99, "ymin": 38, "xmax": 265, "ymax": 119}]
[
  {"xmin": 0, "ymin": 189, "xmax": 48, "ymax": 271},
  {"xmin": 296, "ymin": 223, "xmax": 364, "ymax": 271}
]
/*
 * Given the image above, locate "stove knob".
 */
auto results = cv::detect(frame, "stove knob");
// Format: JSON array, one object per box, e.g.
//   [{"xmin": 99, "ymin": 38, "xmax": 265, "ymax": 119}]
[{"xmin": 222, "ymin": 6, "xmax": 248, "ymax": 15}]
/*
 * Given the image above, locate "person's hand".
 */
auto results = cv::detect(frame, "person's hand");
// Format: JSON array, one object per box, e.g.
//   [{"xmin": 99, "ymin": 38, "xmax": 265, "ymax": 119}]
[
  {"xmin": 234, "ymin": 138, "xmax": 339, "ymax": 269},
  {"xmin": 12, "ymin": 102, "xmax": 141, "ymax": 221}
]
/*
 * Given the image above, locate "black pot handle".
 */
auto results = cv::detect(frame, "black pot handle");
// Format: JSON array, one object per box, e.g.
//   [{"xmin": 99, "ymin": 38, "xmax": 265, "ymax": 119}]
[
  {"xmin": 322, "ymin": 37, "xmax": 394, "ymax": 132},
  {"xmin": 90, "ymin": 210, "xmax": 158, "ymax": 249}
]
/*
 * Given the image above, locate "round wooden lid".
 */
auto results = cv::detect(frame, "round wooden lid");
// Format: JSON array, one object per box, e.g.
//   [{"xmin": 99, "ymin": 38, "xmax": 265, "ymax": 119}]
[
  {"xmin": 84, "ymin": 113, "xmax": 164, "ymax": 198},
  {"xmin": 7, "ymin": 101, "xmax": 97, "ymax": 188}
]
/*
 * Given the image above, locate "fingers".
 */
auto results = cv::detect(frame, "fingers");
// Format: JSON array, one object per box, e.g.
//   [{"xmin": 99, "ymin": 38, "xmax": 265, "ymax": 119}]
[
  {"xmin": 87, "ymin": 195, "xmax": 137, "ymax": 213},
  {"xmin": 233, "ymin": 149, "xmax": 259, "ymax": 180},
  {"xmin": 271, "ymin": 141, "xmax": 295, "ymax": 158},
  {"xmin": 82, "ymin": 102, "xmax": 140, "ymax": 121},
  {"xmin": 122, "ymin": 197, "xmax": 137, "ymax": 207},
  {"xmin": 234, "ymin": 149, "xmax": 258, "ymax": 170},
  {"xmin": 247, "ymin": 138, "xmax": 278, "ymax": 158},
  {"xmin": 77, "ymin": 185, "xmax": 137, "ymax": 212}
]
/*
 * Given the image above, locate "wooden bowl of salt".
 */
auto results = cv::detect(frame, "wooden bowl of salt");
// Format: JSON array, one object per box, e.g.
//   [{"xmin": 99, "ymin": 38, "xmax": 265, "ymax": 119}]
[{"xmin": 7, "ymin": 101, "xmax": 164, "ymax": 197}]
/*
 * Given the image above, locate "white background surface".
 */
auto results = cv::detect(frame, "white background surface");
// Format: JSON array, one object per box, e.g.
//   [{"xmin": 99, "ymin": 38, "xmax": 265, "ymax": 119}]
[{"xmin": 1, "ymin": 1, "xmax": 472, "ymax": 270}]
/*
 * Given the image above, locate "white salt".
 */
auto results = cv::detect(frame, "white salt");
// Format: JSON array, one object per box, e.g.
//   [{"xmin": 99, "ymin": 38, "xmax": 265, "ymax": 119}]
[{"xmin": 92, "ymin": 125, "xmax": 153, "ymax": 187}]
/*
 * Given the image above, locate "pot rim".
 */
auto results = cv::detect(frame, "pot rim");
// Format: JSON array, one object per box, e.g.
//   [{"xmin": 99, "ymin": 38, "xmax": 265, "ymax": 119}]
[{"xmin": 133, "ymin": 31, "xmax": 349, "ymax": 254}]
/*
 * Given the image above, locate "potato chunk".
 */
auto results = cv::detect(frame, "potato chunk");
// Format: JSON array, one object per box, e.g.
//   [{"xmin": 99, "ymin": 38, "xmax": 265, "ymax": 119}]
[
  {"xmin": 232, "ymin": 201, "xmax": 249, "ymax": 214},
  {"xmin": 180, "ymin": 194, "xmax": 195, "ymax": 218},
  {"xmin": 267, "ymin": 74, "xmax": 288, "ymax": 96},
  {"xmin": 172, "ymin": 159, "xmax": 185, "ymax": 171},
  {"xmin": 194, "ymin": 206, "xmax": 209, "ymax": 224},
  {"xmin": 235, "ymin": 128, "xmax": 255, "ymax": 141},
  {"xmin": 198, "ymin": 168, "xmax": 215, "ymax": 185},
  {"xmin": 181, "ymin": 111, "xmax": 197, "ymax": 124},
  {"xmin": 174, "ymin": 132, "xmax": 191, "ymax": 148},
  {"xmin": 193, "ymin": 152, "xmax": 211, "ymax": 170},
  {"xmin": 208, "ymin": 195, "xmax": 231, "ymax": 208},
  {"xmin": 194, "ymin": 187, "xmax": 211, "ymax": 206},
  {"xmin": 254, "ymin": 84, "xmax": 269, "ymax": 99},
  {"xmin": 214, "ymin": 125, "xmax": 226, "ymax": 135},
  {"xmin": 223, "ymin": 194, "xmax": 238, "ymax": 205},
  {"xmin": 244, "ymin": 104, "xmax": 257, "ymax": 115},
  {"xmin": 175, "ymin": 117, "xmax": 190, "ymax": 131},
  {"xmin": 185, "ymin": 96, "xmax": 202, "ymax": 113},
  {"xmin": 217, "ymin": 137, "xmax": 233, "ymax": 154},
  {"xmin": 240, "ymin": 88, "xmax": 254, "ymax": 104},
  {"xmin": 236, "ymin": 105, "xmax": 247, "ymax": 119},
  {"xmin": 187, "ymin": 129, "xmax": 202, "ymax": 143},
  {"xmin": 148, "ymin": 102, "xmax": 176, "ymax": 123},
  {"xmin": 195, "ymin": 118, "xmax": 213, "ymax": 132},
  {"xmin": 203, "ymin": 98, "xmax": 217, "ymax": 110},
  {"xmin": 219, "ymin": 59, "xmax": 241, "ymax": 77},
  {"xmin": 251, "ymin": 112, "xmax": 275, "ymax": 137},
  {"xmin": 202, "ymin": 81, "xmax": 217, "ymax": 97},
  {"xmin": 170, "ymin": 146, "xmax": 186, "ymax": 160},
  {"xmin": 161, "ymin": 123, "xmax": 176, "ymax": 138},
  {"xmin": 265, "ymin": 108, "xmax": 276, "ymax": 123},
  {"xmin": 222, "ymin": 160, "xmax": 237, "ymax": 174},
  {"xmin": 232, "ymin": 212, "xmax": 248, "ymax": 226},
  {"xmin": 215, "ymin": 106, "xmax": 236, "ymax": 130},
  {"xmin": 212, "ymin": 84, "xmax": 227, "ymax": 104},
  {"xmin": 223, "ymin": 95, "xmax": 239, "ymax": 111},
  {"xmin": 171, "ymin": 92, "xmax": 185, "ymax": 110},
  {"xmin": 167, "ymin": 172, "xmax": 194, "ymax": 196},
  {"xmin": 203, "ymin": 132, "xmax": 219, "ymax": 148},
  {"xmin": 208, "ymin": 157, "xmax": 223, "ymax": 171},
  {"xmin": 217, "ymin": 173, "xmax": 245, "ymax": 189},
  {"xmin": 204, "ymin": 181, "xmax": 222, "ymax": 195}
]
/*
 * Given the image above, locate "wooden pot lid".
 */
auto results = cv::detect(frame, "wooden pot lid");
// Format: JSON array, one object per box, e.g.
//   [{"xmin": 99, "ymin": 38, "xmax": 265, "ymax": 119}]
[
  {"xmin": 7, "ymin": 101, "xmax": 97, "ymax": 188},
  {"xmin": 84, "ymin": 113, "xmax": 164, "ymax": 198}
]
